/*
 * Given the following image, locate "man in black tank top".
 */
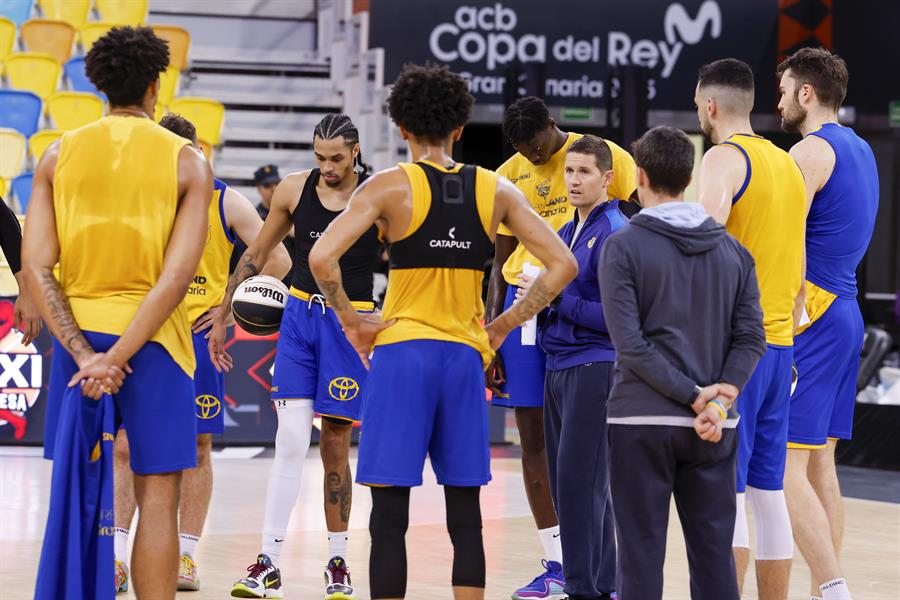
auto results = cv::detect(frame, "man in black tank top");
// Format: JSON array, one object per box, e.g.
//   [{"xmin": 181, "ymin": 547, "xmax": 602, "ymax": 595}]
[
  {"xmin": 308, "ymin": 64, "xmax": 577, "ymax": 600},
  {"xmin": 210, "ymin": 115, "xmax": 377, "ymax": 599}
]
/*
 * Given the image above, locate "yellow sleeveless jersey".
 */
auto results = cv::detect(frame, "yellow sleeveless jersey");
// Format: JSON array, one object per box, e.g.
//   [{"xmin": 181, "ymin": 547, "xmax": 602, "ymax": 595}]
[
  {"xmin": 722, "ymin": 134, "xmax": 805, "ymax": 346},
  {"xmin": 375, "ymin": 161, "xmax": 497, "ymax": 366},
  {"xmin": 54, "ymin": 116, "xmax": 195, "ymax": 376},
  {"xmin": 497, "ymin": 132, "xmax": 636, "ymax": 285},
  {"xmin": 185, "ymin": 179, "xmax": 235, "ymax": 323}
]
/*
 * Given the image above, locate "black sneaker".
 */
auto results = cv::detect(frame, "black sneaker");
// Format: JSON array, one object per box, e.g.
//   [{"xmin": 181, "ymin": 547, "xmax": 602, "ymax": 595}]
[{"xmin": 324, "ymin": 556, "xmax": 354, "ymax": 599}]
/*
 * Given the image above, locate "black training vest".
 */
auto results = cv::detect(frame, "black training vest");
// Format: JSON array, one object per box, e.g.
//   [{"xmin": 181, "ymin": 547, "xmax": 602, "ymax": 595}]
[
  {"xmin": 290, "ymin": 169, "xmax": 379, "ymax": 301},
  {"xmin": 389, "ymin": 162, "xmax": 493, "ymax": 271}
]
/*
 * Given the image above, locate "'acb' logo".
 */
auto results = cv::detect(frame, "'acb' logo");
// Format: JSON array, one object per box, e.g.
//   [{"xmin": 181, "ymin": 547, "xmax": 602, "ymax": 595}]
[
  {"xmin": 195, "ymin": 395, "xmax": 221, "ymax": 419},
  {"xmin": 328, "ymin": 377, "xmax": 359, "ymax": 402}
]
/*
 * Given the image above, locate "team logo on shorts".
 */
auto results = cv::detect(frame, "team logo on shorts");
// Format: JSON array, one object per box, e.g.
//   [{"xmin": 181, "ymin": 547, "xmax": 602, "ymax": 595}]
[
  {"xmin": 196, "ymin": 394, "xmax": 221, "ymax": 419},
  {"xmin": 328, "ymin": 377, "xmax": 359, "ymax": 402}
]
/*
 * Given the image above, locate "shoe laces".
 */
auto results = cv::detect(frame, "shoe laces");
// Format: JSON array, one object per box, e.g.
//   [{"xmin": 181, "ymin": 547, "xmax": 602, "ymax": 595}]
[
  {"xmin": 525, "ymin": 559, "xmax": 553, "ymax": 586},
  {"xmin": 327, "ymin": 560, "xmax": 350, "ymax": 585},
  {"xmin": 115, "ymin": 561, "xmax": 127, "ymax": 585},
  {"xmin": 179, "ymin": 554, "xmax": 196, "ymax": 577},
  {"xmin": 246, "ymin": 561, "xmax": 271, "ymax": 579}
]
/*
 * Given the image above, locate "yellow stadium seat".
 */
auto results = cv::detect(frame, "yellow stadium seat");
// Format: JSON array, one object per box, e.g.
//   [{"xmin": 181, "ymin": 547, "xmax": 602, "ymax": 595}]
[
  {"xmin": 158, "ymin": 66, "xmax": 179, "ymax": 106},
  {"xmin": 0, "ymin": 17, "xmax": 15, "ymax": 62},
  {"xmin": 21, "ymin": 18, "xmax": 75, "ymax": 63},
  {"xmin": 28, "ymin": 129, "xmax": 61, "ymax": 161},
  {"xmin": 94, "ymin": 0, "xmax": 147, "ymax": 25},
  {"xmin": 154, "ymin": 103, "xmax": 165, "ymax": 122},
  {"xmin": 48, "ymin": 91, "xmax": 104, "ymax": 131},
  {"xmin": 0, "ymin": 128, "xmax": 26, "ymax": 179},
  {"xmin": 3, "ymin": 52, "xmax": 62, "ymax": 100},
  {"xmin": 198, "ymin": 139, "xmax": 212, "ymax": 162},
  {"xmin": 151, "ymin": 24, "xmax": 190, "ymax": 70},
  {"xmin": 0, "ymin": 178, "xmax": 7, "ymax": 199},
  {"xmin": 40, "ymin": 0, "xmax": 90, "ymax": 29},
  {"xmin": 79, "ymin": 21, "xmax": 118, "ymax": 51},
  {"xmin": 169, "ymin": 97, "xmax": 224, "ymax": 145}
]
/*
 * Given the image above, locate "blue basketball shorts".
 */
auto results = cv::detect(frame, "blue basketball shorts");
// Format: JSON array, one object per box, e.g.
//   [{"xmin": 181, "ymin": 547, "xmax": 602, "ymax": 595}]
[
  {"xmin": 492, "ymin": 285, "xmax": 546, "ymax": 408},
  {"xmin": 356, "ymin": 339, "xmax": 492, "ymax": 487},
  {"xmin": 44, "ymin": 331, "xmax": 196, "ymax": 474},
  {"xmin": 192, "ymin": 329, "xmax": 225, "ymax": 434},
  {"xmin": 789, "ymin": 297, "xmax": 864, "ymax": 448},
  {"xmin": 271, "ymin": 295, "xmax": 368, "ymax": 422},
  {"xmin": 736, "ymin": 344, "xmax": 793, "ymax": 492}
]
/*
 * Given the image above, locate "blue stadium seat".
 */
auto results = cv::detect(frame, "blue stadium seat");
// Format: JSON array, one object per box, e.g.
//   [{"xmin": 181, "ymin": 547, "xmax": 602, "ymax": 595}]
[
  {"xmin": 0, "ymin": 0, "xmax": 34, "ymax": 27},
  {"xmin": 0, "ymin": 90, "xmax": 42, "ymax": 138},
  {"xmin": 11, "ymin": 172, "xmax": 32, "ymax": 213},
  {"xmin": 63, "ymin": 56, "xmax": 106, "ymax": 101}
]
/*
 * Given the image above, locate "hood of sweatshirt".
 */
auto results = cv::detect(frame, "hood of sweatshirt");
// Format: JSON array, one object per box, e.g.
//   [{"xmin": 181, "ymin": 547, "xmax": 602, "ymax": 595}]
[{"xmin": 631, "ymin": 203, "xmax": 726, "ymax": 255}]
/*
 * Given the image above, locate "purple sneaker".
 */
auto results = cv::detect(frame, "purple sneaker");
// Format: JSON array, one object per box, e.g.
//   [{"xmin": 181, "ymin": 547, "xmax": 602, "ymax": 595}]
[{"xmin": 511, "ymin": 560, "xmax": 566, "ymax": 599}]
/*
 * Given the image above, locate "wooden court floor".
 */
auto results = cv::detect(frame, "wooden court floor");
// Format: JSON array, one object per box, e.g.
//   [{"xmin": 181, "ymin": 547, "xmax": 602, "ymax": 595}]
[{"xmin": 1, "ymin": 451, "xmax": 898, "ymax": 599}]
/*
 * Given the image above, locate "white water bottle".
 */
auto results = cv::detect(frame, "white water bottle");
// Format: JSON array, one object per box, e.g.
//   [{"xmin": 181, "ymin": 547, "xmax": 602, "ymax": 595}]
[{"xmin": 520, "ymin": 262, "xmax": 541, "ymax": 346}]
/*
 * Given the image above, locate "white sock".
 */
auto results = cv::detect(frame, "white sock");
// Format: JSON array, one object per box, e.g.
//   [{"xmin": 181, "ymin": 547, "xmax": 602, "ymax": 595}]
[
  {"xmin": 811, "ymin": 596, "xmax": 823, "ymax": 600},
  {"xmin": 538, "ymin": 525, "xmax": 563, "ymax": 565},
  {"xmin": 114, "ymin": 528, "xmax": 129, "ymax": 563},
  {"xmin": 179, "ymin": 533, "xmax": 199, "ymax": 557},
  {"xmin": 260, "ymin": 399, "xmax": 314, "ymax": 566},
  {"xmin": 820, "ymin": 578, "xmax": 851, "ymax": 599},
  {"xmin": 328, "ymin": 531, "xmax": 349, "ymax": 560}
]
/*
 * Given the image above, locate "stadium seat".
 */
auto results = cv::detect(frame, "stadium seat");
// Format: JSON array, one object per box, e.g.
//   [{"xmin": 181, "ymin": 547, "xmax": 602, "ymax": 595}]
[
  {"xmin": 11, "ymin": 171, "xmax": 32, "ymax": 213},
  {"xmin": 198, "ymin": 139, "xmax": 212, "ymax": 162},
  {"xmin": 48, "ymin": 91, "xmax": 104, "ymax": 131},
  {"xmin": 151, "ymin": 24, "xmax": 190, "ymax": 70},
  {"xmin": 0, "ymin": 128, "xmax": 26, "ymax": 180},
  {"xmin": 0, "ymin": 0, "xmax": 34, "ymax": 27},
  {"xmin": 4, "ymin": 52, "xmax": 62, "ymax": 100},
  {"xmin": 28, "ymin": 129, "xmax": 61, "ymax": 161},
  {"xmin": 154, "ymin": 103, "xmax": 165, "ymax": 122},
  {"xmin": 0, "ymin": 16, "xmax": 15, "ymax": 61},
  {"xmin": 63, "ymin": 56, "xmax": 105, "ymax": 100},
  {"xmin": 94, "ymin": 0, "xmax": 146, "ymax": 25},
  {"xmin": 21, "ymin": 18, "xmax": 75, "ymax": 63},
  {"xmin": 0, "ymin": 177, "xmax": 6, "ymax": 199},
  {"xmin": 158, "ymin": 66, "xmax": 180, "ymax": 106},
  {"xmin": 0, "ymin": 90, "xmax": 42, "ymax": 137},
  {"xmin": 169, "ymin": 98, "xmax": 225, "ymax": 145},
  {"xmin": 79, "ymin": 21, "xmax": 118, "ymax": 51},
  {"xmin": 39, "ymin": 0, "xmax": 89, "ymax": 30}
]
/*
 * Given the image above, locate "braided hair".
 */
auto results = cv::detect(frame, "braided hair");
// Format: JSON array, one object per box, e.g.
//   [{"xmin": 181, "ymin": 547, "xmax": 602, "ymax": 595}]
[{"xmin": 313, "ymin": 113, "xmax": 371, "ymax": 174}]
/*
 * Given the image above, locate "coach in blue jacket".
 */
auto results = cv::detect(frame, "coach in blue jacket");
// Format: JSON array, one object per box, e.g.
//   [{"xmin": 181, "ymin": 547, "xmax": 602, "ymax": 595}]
[{"xmin": 516, "ymin": 135, "xmax": 625, "ymax": 600}]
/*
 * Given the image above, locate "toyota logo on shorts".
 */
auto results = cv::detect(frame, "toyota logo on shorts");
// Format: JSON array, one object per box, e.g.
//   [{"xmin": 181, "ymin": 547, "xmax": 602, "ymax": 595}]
[{"xmin": 328, "ymin": 377, "xmax": 359, "ymax": 401}]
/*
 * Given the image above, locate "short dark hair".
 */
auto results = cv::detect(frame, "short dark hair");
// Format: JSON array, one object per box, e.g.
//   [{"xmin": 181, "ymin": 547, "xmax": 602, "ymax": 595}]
[
  {"xmin": 159, "ymin": 113, "xmax": 197, "ymax": 145},
  {"xmin": 777, "ymin": 47, "xmax": 848, "ymax": 111},
  {"xmin": 632, "ymin": 126, "xmax": 695, "ymax": 197},
  {"xmin": 502, "ymin": 96, "xmax": 551, "ymax": 146},
  {"xmin": 567, "ymin": 135, "xmax": 612, "ymax": 171},
  {"xmin": 314, "ymin": 113, "xmax": 370, "ymax": 173},
  {"xmin": 387, "ymin": 64, "xmax": 473, "ymax": 144},
  {"xmin": 697, "ymin": 58, "xmax": 755, "ymax": 93},
  {"xmin": 85, "ymin": 26, "xmax": 169, "ymax": 107}
]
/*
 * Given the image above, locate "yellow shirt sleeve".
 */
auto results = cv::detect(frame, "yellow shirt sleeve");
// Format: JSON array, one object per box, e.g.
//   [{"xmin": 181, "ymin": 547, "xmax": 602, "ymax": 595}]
[
  {"xmin": 495, "ymin": 157, "xmax": 517, "ymax": 237},
  {"xmin": 607, "ymin": 140, "xmax": 637, "ymax": 201}
]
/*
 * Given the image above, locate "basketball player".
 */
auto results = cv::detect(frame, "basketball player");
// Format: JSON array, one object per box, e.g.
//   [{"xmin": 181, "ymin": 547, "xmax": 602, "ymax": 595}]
[
  {"xmin": 0, "ymin": 198, "xmax": 42, "ymax": 346},
  {"xmin": 695, "ymin": 58, "xmax": 806, "ymax": 599},
  {"xmin": 109, "ymin": 114, "xmax": 291, "ymax": 593},
  {"xmin": 307, "ymin": 63, "xmax": 577, "ymax": 600},
  {"xmin": 485, "ymin": 96, "xmax": 635, "ymax": 598},
  {"xmin": 22, "ymin": 26, "xmax": 212, "ymax": 599},
  {"xmin": 778, "ymin": 47, "xmax": 877, "ymax": 600},
  {"xmin": 207, "ymin": 114, "xmax": 376, "ymax": 599}
]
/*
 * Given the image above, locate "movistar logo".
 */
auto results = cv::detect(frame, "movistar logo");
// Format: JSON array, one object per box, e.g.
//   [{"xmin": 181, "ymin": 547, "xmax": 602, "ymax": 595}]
[
  {"xmin": 430, "ymin": 226, "xmax": 472, "ymax": 249},
  {"xmin": 664, "ymin": 1, "xmax": 721, "ymax": 46}
]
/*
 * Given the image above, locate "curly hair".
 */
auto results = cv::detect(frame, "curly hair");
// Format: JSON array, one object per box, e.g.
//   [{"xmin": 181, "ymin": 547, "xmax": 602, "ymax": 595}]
[
  {"xmin": 85, "ymin": 26, "xmax": 169, "ymax": 107},
  {"xmin": 387, "ymin": 64, "xmax": 473, "ymax": 143},
  {"xmin": 502, "ymin": 96, "xmax": 551, "ymax": 146}
]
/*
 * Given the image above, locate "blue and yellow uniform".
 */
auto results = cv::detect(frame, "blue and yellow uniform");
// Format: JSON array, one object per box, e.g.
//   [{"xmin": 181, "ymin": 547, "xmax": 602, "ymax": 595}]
[
  {"xmin": 270, "ymin": 169, "xmax": 378, "ymax": 421},
  {"xmin": 721, "ymin": 133, "xmax": 805, "ymax": 492},
  {"xmin": 789, "ymin": 124, "xmax": 879, "ymax": 448},
  {"xmin": 493, "ymin": 132, "xmax": 636, "ymax": 408},
  {"xmin": 50, "ymin": 115, "xmax": 197, "ymax": 474},
  {"xmin": 356, "ymin": 161, "xmax": 497, "ymax": 487},
  {"xmin": 184, "ymin": 178, "xmax": 234, "ymax": 434}
]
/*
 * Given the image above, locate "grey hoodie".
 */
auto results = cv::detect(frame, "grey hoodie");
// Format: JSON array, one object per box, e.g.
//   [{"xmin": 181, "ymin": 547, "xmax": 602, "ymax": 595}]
[{"xmin": 597, "ymin": 202, "xmax": 767, "ymax": 427}]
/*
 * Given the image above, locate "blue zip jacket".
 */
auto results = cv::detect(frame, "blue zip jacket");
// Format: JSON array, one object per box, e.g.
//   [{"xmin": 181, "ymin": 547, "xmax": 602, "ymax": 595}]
[{"xmin": 541, "ymin": 200, "xmax": 627, "ymax": 371}]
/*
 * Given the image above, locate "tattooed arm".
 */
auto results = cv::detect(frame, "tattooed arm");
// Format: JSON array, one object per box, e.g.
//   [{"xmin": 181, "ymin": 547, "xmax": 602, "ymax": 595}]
[
  {"xmin": 207, "ymin": 173, "xmax": 302, "ymax": 371},
  {"xmin": 484, "ymin": 176, "xmax": 578, "ymax": 350}
]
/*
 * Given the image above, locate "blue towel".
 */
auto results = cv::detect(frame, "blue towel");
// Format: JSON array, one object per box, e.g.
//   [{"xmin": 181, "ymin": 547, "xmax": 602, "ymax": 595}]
[{"xmin": 36, "ymin": 386, "xmax": 116, "ymax": 600}]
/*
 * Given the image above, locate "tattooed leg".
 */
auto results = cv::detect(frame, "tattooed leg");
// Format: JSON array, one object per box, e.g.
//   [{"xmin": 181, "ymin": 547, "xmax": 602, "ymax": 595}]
[{"xmin": 321, "ymin": 418, "xmax": 353, "ymax": 531}]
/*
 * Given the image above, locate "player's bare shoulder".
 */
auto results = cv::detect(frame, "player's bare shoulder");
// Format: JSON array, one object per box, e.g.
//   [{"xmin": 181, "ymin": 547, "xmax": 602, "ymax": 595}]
[
  {"xmin": 272, "ymin": 169, "xmax": 313, "ymax": 212},
  {"xmin": 789, "ymin": 134, "xmax": 835, "ymax": 192}
]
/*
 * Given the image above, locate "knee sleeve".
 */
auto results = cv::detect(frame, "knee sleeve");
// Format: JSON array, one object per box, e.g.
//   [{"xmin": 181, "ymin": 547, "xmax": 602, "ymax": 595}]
[
  {"xmin": 369, "ymin": 486, "xmax": 410, "ymax": 599},
  {"xmin": 747, "ymin": 486, "xmax": 794, "ymax": 560},
  {"xmin": 733, "ymin": 492, "xmax": 750, "ymax": 549},
  {"xmin": 272, "ymin": 399, "xmax": 314, "ymax": 463},
  {"xmin": 445, "ymin": 486, "xmax": 485, "ymax": 588}
]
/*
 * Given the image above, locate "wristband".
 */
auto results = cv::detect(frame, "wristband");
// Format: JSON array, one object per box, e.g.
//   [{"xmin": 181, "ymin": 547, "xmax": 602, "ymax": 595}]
[{"xmin": 706, "ymin": 399, "xmax": 728, "ymax": 421}]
